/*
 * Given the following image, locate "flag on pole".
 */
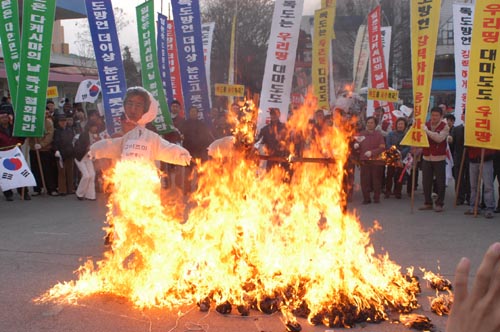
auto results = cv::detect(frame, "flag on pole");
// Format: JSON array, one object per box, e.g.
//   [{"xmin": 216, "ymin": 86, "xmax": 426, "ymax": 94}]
[
  {"xmin": 75, "ymin": 79, "xmax": 101, "ymax": 103},
  {"xmin": 0, "ymin": 147, "xmax": 36, "ymax": 191}
]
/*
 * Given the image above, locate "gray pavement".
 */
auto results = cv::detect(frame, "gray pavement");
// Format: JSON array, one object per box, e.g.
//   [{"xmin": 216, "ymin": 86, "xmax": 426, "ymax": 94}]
[{"xmin": 1, "ymin": 180, "xmax": 498, "ymax": 332}]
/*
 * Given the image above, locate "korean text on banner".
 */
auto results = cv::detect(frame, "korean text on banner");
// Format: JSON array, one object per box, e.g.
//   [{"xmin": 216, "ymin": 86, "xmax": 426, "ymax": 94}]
[
  {"xmin": 312, "ymin": 7, "xmax": 334, "ymax": 111},
  {"xmin": 465, "ymin": 2, "xmax": 500, "ymax": 149},
  {"xmin": 157, "ymin": 13, "xmax": 174, "ymax": 109},
  {"xmin": 85, "ymin": 0, "xmax": 127, "ymax": 136},
  {"xmin": 0, "ymin": 147, "xmax": 36, "ymax": 191},
  {"xmin": 166, "ymin": 20, "xmax": 185, "ymax": 111},
  {"xmin": 0, "ymin": 0, "xmax": 21, "ymax": 107},
  {"xmin": 401, "ymin": 0, "xmax": 441, "ymax": 147},
  {"xmin": 353, "ymin": 25, "xmax": 369, "ymax": 93},
  {"xmin": 13, "ymin": 0, "xmax": 56, "ymax": 138},
  {"xmin": 136, "ymin": 0, "xmax": 173, "ymax": 134},
  {"xmin": 171, "ymin": 0, "xmax": 211, "ymax": 123},
  {"xmin": 202, "ymin": 22, "xmax": 215, "ymax": 107},
  {"xmin": 453, "ymin": 4, "xmax": 474, "ymax": 126},
  {"xmin": 367, "ymin": 6, "xmax": 395, "ymax": 127},
  {"xmin": 257, "ymin": 0, "xmax": 304, "ymax": 131}
]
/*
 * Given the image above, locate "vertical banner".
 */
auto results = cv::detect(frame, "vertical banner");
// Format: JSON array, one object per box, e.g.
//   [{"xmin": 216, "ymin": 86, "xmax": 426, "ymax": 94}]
[
  {"xmin": 228, "ymin": 14, "xmax": 237, "ymax": 85},
  {"xmin": 257, "ymin": 0, "xmax": 305, "ymax": 131},
  {"xmin": 157, "ymin": 13, "xmax": 174, "ymax": 110},
  {"xmin": 367, "ymin": 6, "xmax": 395, "ymax": 126},
  {"xmin": 136, "ymin": 1, "xmax": 172, "ymax": 134},
  {"xmin": 312, "ymin": 7, "xmax": 334, "ymax": 110},
  {"xmin": 166, "ymin": 20, "xmax": 185, "ymax": 111},
  {"xmin": 0, "ymin": 0, "xmax": 21, "ymax": 107},
  {"xmin": 202, "ymin": 22, "xmax": 215, "ymax": 107},
  {"xmin": 401, "ymin": 0, "xmax": 441, "ymax": 147},
  {"xmin": 465, "ymin": 2, "xmax": 500, "ymax": 148},
  {"xmin": 453, "ymin": 4, "xmax": 474, "ymax": 126},
  {"xmin": 353, "ymin": 25, "xmax": 369, "ymax": 93},
  {"xmin": 85, "ymin": 0, "xmax": 127, "ymax": 136},
  {"xmin": 13, "ymin": 0, "xmax": 56, "ymax": 137},
  {"xmin": 171, "ymin": 0, "xmax": 211, "ymax": 122}
]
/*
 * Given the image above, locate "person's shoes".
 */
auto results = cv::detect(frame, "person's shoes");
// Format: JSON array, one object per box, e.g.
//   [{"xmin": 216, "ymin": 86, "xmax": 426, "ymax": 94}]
[
  {"xmin": 31, "ymin": 191, "xmax": 41, "ymax": 196},
  {"xmin": 494, "ymin": 208, "xmax": 500, "ymax": 213},
  {"xmin": 362, "ymin": 200, "xmax": 371, "ymax": 204},
  {"xmin": 85, "ymin": 198, "xmax": 96, "ymax": 201},
  {"xmin": 49, "ymin": 191, "xmax": 59, "ymax": 196},
  {"xmin": 59, "ymin": 193, "xmax": 67, "ymax": 196},
  {"xmin": 418, "ymin": 204, "xmax": 433, "ymax": 210},
  {"xmin": 373, "ymin": 199, "xmax": 380, "ymax": 203},
  {"xmin": 434, "ymin": 205, "xmax": 443, "ymax": 212},
  {"xmin": 23, "ymin": 194, "xmax": 31, "ymax": 201},
  {"xmin": 464, "ymin": 209, "xmax": 475, "ymax": 215},
  {"xmin": 431, "ymin": 193, "xmax": 438, "ymax": 200},
  {"xmin": 456, "ymin": 200, "xmax": 464, "ymax": 206},
  {"xmin": 76, "ymin": 196, "xmax": 85, "ymax": 201},
  {"xmin": 394, "ymin": 193, "xmax": 402, "ymax": 199},
  {"xmin": 6, "ymin": 196, "xmax": 14, "ymax": 201},
  {"xmin": 485, "ymin": 211, "xmax": 494, "ymax": 219}
]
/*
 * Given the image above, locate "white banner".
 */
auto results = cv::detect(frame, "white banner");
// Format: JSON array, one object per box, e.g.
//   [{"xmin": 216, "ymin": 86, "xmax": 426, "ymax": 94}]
[
  {"xmin": 353, "ymin": 25, "xmax": 369, "ymax": 93},
  {"xmin": 75, "ymin": 79, "xmax": 101, "ymax": 103},
  {"xmin": 257, "ymin": 0, "xmax": 304, "ymax": 131},
  {"xmin": 453, "ymin": 3, "xmax": 474, "ymax": 126},
  {"xmin": 367, "ymin": 26, "xmax": 392, "ymax": 117},
  {"xmin": 0, "ymin": 147, "xmax": 36, "ymax": 191},
  {"xmin": 202, "ymin": 22, "xmax": 215, "ymax": 107}
]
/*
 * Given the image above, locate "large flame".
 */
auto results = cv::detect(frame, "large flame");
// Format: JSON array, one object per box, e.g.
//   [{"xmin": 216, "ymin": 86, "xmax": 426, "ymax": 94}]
[{"xmin": 36, "ymin": 98, "xmax": 420, "ymax": 328}]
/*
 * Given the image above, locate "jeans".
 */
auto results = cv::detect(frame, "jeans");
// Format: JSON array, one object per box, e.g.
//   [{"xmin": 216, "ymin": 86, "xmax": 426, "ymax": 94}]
[{"xmin": 469, "ymin": 160, "xmax": 495, "ymax": 211}]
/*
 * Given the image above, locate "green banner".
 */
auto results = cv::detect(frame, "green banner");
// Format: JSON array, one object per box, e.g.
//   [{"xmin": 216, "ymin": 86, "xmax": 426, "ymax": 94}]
[
  {"xmin": 13, "ymin": 0, "xmax": 56, "ymax": 137},
  {"xmin": 0, "ymin": 0, "xmax": 21, "ymax": 107},
  {"xmin": 136, "ymin": 0, "xmax": 173, "ymax": 134}
]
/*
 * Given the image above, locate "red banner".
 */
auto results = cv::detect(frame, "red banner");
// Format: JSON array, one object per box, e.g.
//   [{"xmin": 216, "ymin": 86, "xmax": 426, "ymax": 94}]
[{"xmin": 367, "ymin": 6, "xmax": 395, "ymax": 127}]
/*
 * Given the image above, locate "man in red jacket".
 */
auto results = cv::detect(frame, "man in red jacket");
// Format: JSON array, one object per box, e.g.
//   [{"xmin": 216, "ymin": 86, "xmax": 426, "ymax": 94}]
[{"xmin": 419, "ymin": 107, "xmax": 449, "ymax": 212}]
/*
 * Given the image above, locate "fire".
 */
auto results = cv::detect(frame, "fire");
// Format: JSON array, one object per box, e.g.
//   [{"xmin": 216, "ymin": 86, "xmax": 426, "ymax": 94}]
[{"xmin": 35, "ymin": 97, "xmax": 421, "ymax": 328}]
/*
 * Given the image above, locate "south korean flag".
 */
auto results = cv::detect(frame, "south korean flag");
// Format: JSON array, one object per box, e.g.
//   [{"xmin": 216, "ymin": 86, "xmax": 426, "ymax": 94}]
[{"xmin": 0, "ymin": 147, "xmax": 36, "ymax": 191}]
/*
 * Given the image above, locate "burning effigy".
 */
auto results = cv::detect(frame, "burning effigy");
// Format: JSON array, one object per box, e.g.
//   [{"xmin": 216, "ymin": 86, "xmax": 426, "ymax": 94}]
[{"xmin": 36, "ymin": 99, "xmax": 427, "ymax": 329}]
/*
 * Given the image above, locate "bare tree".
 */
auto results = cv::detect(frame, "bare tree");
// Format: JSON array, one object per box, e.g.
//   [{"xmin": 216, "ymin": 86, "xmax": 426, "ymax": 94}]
[{"xmin": 201, "ymin": 0, "xmax": 274, "ymax": 97}]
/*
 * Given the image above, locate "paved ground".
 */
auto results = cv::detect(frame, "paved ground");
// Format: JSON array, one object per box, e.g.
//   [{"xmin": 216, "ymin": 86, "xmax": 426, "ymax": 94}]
[{"xmin": 1, "ymin": 178, "xmax": 498, "ymax": 332}]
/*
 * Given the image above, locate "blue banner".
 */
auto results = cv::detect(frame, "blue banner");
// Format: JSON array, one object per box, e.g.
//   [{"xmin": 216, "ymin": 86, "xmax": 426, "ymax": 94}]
[
  {"xmin": 85, "ymin": 0, "xmax": 127, "ymax": 136},
  {"xmin": 171, "ymin": 0, "xmax": 211, "ymax": 123},
  {"xmin": 157, "ymin": 13, "xmax": 174, "ymax": 108}
]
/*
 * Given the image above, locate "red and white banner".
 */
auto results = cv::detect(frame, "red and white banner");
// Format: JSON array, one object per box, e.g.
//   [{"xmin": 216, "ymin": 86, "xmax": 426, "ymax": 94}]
[
  {"xmin": 257, "ymin": 0, "xmax": 304, "ymax": 131},
  {"xmin": 453, "ymin": 4, "xmax": 474, "ymax": 126},
  {"xmin": 202, "ymin": 22, "xmax": 215, "ymax": 106},
  {"xmin": 0, "ymin": 147, "xmax": 36, "ymax": 191},
  {"xmin": 166, "ymin": 20, "xmax": 185, "ymax": 114},
  {"xmin": 367, "ymin": 6, "xmax": 394, "ymax": 127}
]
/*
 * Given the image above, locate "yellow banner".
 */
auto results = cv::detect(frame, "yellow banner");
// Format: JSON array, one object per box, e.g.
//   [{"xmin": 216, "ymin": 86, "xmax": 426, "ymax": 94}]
[
  {"xmin": 367, "ymin": 88, "xmax": 399, "ymax": 103},
  {"xmin": 321, "ymin": 0, "xmax": 336, "ymax": 39},
  {"xmin": 46, "ymin": 86, "xmax": 58, "ymax": 98},
  {"xmin": 312, "ymin": 7, "xmax": 334, "ymax": 110},
  {"xmin": 215, "ymin": 83, "xmax": 245, "ymax": 97},
  {"xmin": 401, "ymin": 0, "xmax": 441, "ymax": 147},
  {"xmin": 465, "ymin": 2, "xmax": 500, "ymax": 148}
]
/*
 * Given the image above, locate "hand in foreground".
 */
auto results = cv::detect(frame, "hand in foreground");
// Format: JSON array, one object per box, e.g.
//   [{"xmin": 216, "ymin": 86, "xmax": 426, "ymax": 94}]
[
  {"xmin": 34, "ymin": 143, "xmax": 42, "ymax": 150},
  {"xmin": 55, "ymin": 150, "xmax": 61, "ymax": 158},
  {"xmin": 180, "ymin": 152, "xmax": 192, "ymax": 166},
  {"xmin": 364, "ymin": 151, "xmax": 372, "ymax": 158},
  {"xmin": 445, "ymin": 242, "xmax": 500, "ymax": 332}
]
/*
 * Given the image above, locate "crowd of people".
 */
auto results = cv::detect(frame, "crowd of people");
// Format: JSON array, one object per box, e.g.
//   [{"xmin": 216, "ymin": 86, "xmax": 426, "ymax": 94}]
[{"xmin": 2, "ymin": 92, "xmax": 500, "ymax": 220}]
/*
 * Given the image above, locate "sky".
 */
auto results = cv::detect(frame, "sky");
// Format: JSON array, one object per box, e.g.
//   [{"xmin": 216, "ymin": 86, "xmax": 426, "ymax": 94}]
[{"xmin": 61, "ymin": 0, "xmax": 322, "ymax": 58}]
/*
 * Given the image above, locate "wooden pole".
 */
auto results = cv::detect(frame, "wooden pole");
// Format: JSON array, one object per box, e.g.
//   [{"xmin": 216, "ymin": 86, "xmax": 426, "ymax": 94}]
[
  {"xmin": 454, "ymin": 147, "xmax": 467, "ymax": 207},
  {"xmin": 410, "ymin": 153, "xmax": 418, "ymax": 214},
  {"xmin": 34, "ymin": 138, "xmax": 47, "ymax": 194},
  {"xmin": 473, "ymin": 149, "xmax": 485, "ymax": 217}
]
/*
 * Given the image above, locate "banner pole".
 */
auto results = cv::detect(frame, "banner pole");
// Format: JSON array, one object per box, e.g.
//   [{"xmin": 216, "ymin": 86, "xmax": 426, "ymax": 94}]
[
  {"xmin": 34, "ymin": 138, "xmax": 47, "ymax": 195},
  {"xmin": 454, "ymin": 147, "xmax": 467, "ymax": 207},
  {"xmin": 473, "ymin": 149, "xmax": 485, "ymax": 217}
]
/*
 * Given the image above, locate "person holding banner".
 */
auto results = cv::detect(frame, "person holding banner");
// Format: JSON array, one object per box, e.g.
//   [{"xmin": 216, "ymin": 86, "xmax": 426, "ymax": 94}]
[
  {"xmin": 0, "ymin": 108, "xmax": 30, "ymax": 201},
  {"xmin": 89, "ymin": 87, "xmax": 191, "ymax": 168},
  {"xmin": 28, "ymin": 108, "xmax": 58, "ymax": 196},
  {"xmin": 419, "ymin": 107, "xmax": 449, "ymax": 212}
]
